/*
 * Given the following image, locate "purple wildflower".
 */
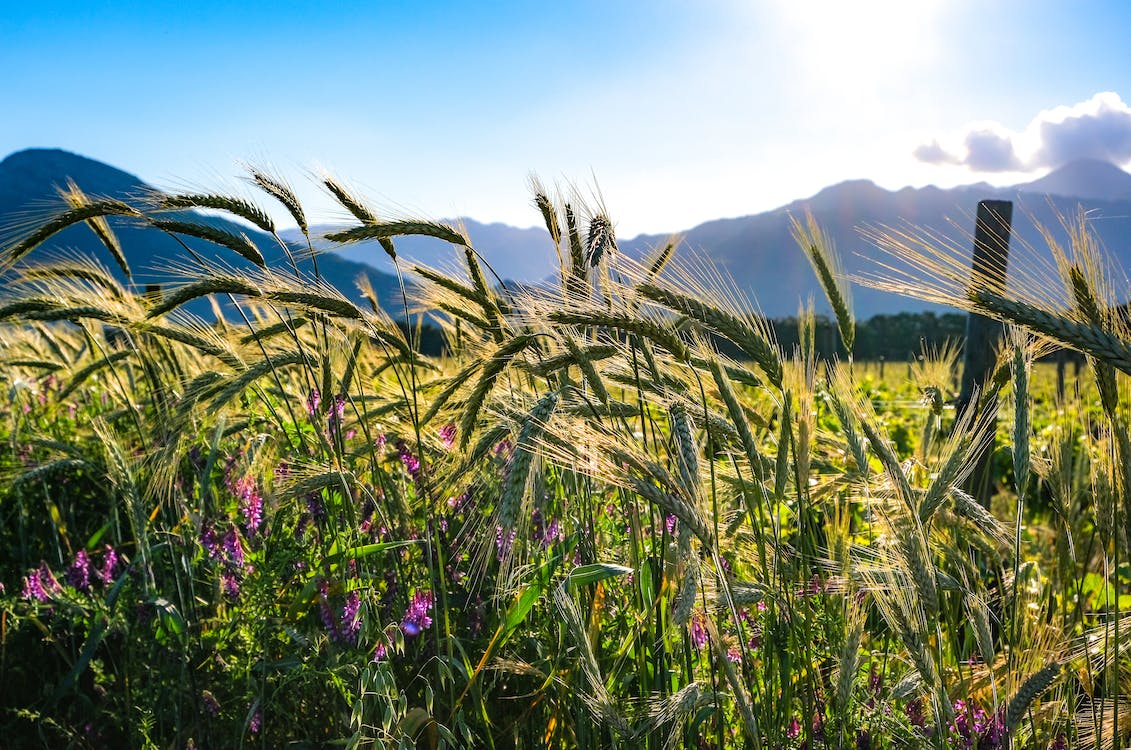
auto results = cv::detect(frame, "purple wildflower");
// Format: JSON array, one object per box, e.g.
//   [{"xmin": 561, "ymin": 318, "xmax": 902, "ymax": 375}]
[
  {"xmin": 306, "ymin": 493, "xmax": 327, "ymax": 525},
  {"xmin": 372, "ymin": 640, "xmax": 388, "ymax": 662},
  {"xmin": 306, "ymin": 389, "xmax": 321, "ymax": 417},
  {"xmin": 235, "ymin": 476, "xmax": 263, "ymax": 536},
  {"xmin": 495, "ymin": 525, "xmax": 516, "ymax": 561},
  {"xmin": 401, "ymin": 589, "xmax": 434, "ymax": 637},
  {"xmin": 906, "ymin": 698, "xmax": 926, "ymax": 729},
  {"xmin": 329, "ymin": 394, "xmax": 346, "ymax": 431},
  {"xmin": 201, "ymin": 690, "xmax": 220, "ymax": 717},
  {"xmin": 318, "ymin": 580, "xmax": 341, "ymax": 642},
  {"xmin": 690, "ymin": 612, "xmax": 708, "ymax": 649},
  {"xmin": 787, "ymin": 716, "xmax": 801, "ymax": 740},
  {"xmin": 200, "ymin": 526, "xmax": 221, "ymax": 560},
  {"xmin": 223, "ymin": 527, "xmax": 245, "ymax": 569},
  {"xmin": 248, "ymin": 708, "xmax": 262, "ymax": 735},
  {"xmin": 397, "ymin": 440, "xmax": 421, "ymax": 477},
  {"xmin": 665, "ymin": 514, "xmax": 677, "ymax": 534},
  {"xmin": 220, "ymin": 570, "xmax": 240, "ymax": 600},
  {"xmin": 341, "ymin": 591, "xmax": 362, "ymax": 645},
  {"xmin": 67, "ymin": 550, "xmax": 92, "ymax": 592},
  {"xmin": 21, "ymin": 569, "xmax": 50, "ymax": 603},
  {"xmin": 725, "ymin": 642, "xmax": 742, "ymax": 663},
  {"xmin": 439, "ymin": 423, "xmax": 456, "ymax": 450},
  {"xmin": 98, "ymin": 545, "xmax": 119, "ymax": 583},
  {"xmin": 855, "ymin": 729, "xmax": 871, "ymax": 750},
  {"xmin": 1048, "ymin": 736, "xmax": 1068, "ymax": 750}
]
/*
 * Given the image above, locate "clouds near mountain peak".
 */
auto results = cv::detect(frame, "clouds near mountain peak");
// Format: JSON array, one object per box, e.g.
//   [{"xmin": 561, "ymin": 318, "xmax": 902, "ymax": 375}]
[{"xmin": 915, "ymin": 91, "xmax": 1131, "ymax": 172}]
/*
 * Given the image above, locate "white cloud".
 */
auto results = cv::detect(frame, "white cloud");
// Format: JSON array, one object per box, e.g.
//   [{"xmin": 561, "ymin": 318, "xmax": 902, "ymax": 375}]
[{"xmin": 914, "ymin": 92, "xmax": 1131, "ymax": 172}]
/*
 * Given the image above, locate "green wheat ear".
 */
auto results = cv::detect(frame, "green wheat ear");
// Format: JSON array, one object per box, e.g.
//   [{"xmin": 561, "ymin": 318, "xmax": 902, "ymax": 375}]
[{"xmin": 791, "ymin": 209, "xmax": 854, "ymax": 353}]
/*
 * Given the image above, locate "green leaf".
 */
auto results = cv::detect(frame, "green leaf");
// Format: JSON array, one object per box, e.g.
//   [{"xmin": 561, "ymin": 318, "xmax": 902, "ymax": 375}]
[
  {"xmin": 504, "ymin": 583, "xmax": 543, "ymax": 631},
  {"xmin": 567, "ymin": 563, "xmax": 634, "ymax": 589}
]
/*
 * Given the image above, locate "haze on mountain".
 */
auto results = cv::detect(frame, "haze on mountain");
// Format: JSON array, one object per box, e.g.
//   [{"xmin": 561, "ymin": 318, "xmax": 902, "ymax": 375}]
[{"xmin": 5, "ymin": 147, "xmax": 1131, "ymax": 321}]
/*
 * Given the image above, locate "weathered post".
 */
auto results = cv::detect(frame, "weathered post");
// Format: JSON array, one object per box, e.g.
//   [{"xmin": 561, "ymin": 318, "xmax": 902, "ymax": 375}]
[{"xmin": 957, "ymin": 200, "xmax": 1012, "ymax": 507}]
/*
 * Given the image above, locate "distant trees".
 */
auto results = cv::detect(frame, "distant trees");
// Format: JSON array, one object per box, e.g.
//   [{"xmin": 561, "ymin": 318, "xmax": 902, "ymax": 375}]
[{"xmin": 768, "ymin": 311, "xmax": 967, "ymax": 361}]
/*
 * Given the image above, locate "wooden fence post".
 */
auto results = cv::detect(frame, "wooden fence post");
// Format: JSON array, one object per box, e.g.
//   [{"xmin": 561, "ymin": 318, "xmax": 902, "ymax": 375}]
[{"xmin": 956, "ymin": 200, "xmax": 1012, "ymax": 507}]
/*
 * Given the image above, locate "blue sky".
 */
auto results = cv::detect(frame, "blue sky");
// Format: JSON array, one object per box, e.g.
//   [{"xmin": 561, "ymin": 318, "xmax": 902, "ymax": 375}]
[{"xmin": 5, "ymin": 1, "xmax": 1131, "ymax": 236}]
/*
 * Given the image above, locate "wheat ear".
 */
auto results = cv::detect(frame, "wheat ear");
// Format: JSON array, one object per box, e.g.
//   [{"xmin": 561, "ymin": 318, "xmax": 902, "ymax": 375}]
[
  {"xmin": 5, "ymin": 199, "xmax": 141, "ymax": 264},
  {"xmin": 791, "ymin": 209, "xmax": 854, "ymax": 352},
  {"xmin": 636, "ymin": 283, "xmax": 782, "ymax": 386},
  {"xmin": 149, "ymin": 218, "xmax": 266, "ymax": 268},
  {"xmin": 1005, "ymin": 662, "xmax": 1060, "ymax": 729},
  {"xmin": 157, "ymin": 192, "xmax": 276, "ymax": 234}
]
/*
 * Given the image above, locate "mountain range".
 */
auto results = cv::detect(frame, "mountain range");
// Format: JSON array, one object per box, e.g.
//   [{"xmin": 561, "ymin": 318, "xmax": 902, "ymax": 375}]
[
  {"xmin": 0, "ymin": 148, "xmax": 405, "ymax": 316},
  {"xmin": 4, "ymin": 148, "xmax": 1131, "ymax": 320}
]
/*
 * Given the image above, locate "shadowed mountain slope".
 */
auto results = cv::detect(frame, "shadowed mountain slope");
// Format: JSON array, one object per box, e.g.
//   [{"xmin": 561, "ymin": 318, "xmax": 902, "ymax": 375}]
[{"xmin": 0, "ymin": 148, "xmax": 404, "ymax": 316}]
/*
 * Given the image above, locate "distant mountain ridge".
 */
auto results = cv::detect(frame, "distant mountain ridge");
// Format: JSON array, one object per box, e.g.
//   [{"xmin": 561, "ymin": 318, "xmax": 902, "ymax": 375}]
[
  {"xmin": 5, "ymin": 148, "xmax": 1131, "ymax": 319},
  {"xmin": 0, "ymin": 148, "xmax": 404, "ymax": 316}
]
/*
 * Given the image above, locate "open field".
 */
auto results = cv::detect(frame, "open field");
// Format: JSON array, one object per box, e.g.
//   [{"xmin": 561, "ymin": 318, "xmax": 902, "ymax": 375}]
[{"xmin": 1, "ymin": 178, "xmax": 1126, "ymax": 749}]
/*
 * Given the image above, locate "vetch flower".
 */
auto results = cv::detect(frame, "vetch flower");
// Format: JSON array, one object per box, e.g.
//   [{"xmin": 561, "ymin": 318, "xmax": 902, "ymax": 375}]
[
  {"xmin": 201, "ymin": 691, "xmax": 220, "ymax": 717},
  {"xmin": 397, "ymin": 440, "xmax": 421, "ymax": 477},
  {"xmin": 329, "ymin": 394, "xmax": 346, "ymax": 431},
  {"xmin": 401, "ymin": 589, "xmax": 434, "ymax": 637},
  {"xmin": 21, "ymin": 569, "xmax": 50, "ymax": 603},
  {"xmin": 690, "ymin": 612, "xmax": 708, "ymax": 649},
  {"xmin": 67, "ymin": 550, "xmax": 92, "ymax": 592},
  {"xmin": 220, "ymin": 570, "xmax": 240, "ymax": 600},
  {"xmin": 439, "ymin": 423, "xmax": 456, "ymax": 450},
  {"xmin": 234, "ymin": 476, "xmax": 264, "ymax": 536},
  {"xmin": 341, "ymin": 590, "xmax": 362, "ymax": 645},
  {"xmin": 98, "ymin": 545, "xmax": 119, "ymax": 583}
]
